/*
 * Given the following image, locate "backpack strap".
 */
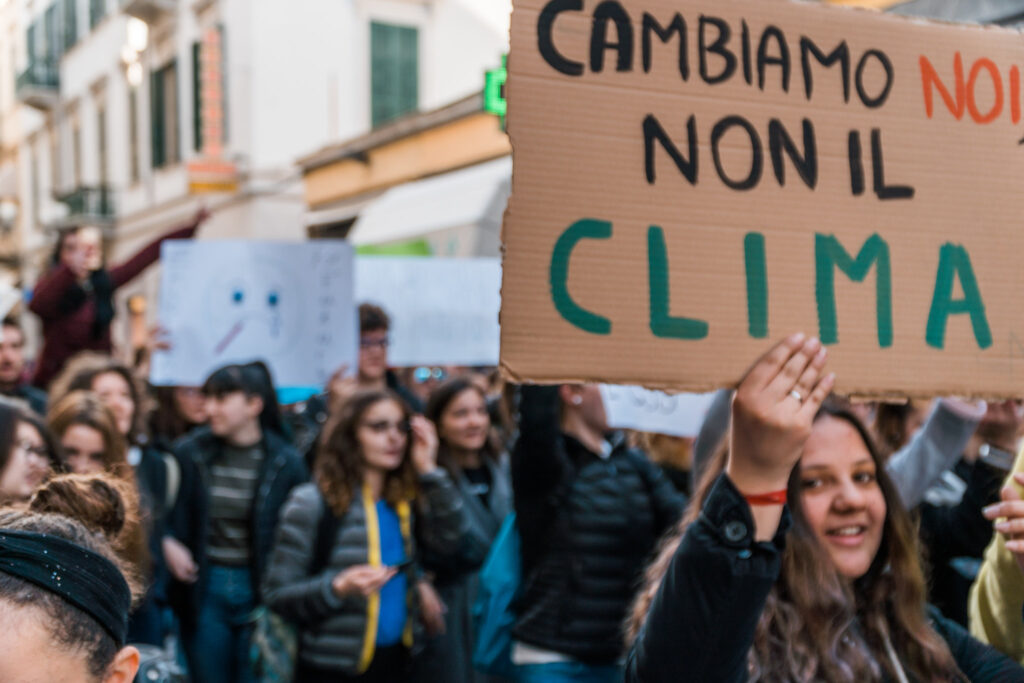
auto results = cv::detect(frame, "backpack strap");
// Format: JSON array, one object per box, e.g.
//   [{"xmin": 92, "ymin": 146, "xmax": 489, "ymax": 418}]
[{"xmin": 162, "ymin": 452, "xmax": 181, "ymax": 514}]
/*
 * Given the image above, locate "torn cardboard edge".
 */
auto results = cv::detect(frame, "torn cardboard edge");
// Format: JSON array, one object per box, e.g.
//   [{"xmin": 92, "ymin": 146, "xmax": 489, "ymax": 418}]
[{"xmin": 499, "ymin": 361, "xmax": 1024, "ymax": 402}]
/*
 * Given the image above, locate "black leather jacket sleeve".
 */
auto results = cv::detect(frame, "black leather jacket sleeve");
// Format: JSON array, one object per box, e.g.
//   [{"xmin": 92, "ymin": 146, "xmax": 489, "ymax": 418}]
[
  {"xmin": 626, "ymin": 473, "xmax": 789, "ymax": 683},
  {"xmin": 919, "ymin": 460, "xmax": 1004, "ymax": 565},
  {"xmin": 511, "ymin": 385, "xmax": 568, "ymax": 501}
]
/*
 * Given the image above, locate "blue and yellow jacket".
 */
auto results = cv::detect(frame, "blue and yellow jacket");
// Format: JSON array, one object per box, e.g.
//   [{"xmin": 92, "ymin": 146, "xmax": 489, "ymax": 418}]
[{"xmin": 263, "ymin": 471, "xmax": 466, "ymax": 674}]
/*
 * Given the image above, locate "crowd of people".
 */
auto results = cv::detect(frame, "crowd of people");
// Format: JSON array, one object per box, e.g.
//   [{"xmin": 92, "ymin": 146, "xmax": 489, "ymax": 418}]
[{"xmin": 5, "ymin": 223, "xmax": 1024, "ymax": 682}]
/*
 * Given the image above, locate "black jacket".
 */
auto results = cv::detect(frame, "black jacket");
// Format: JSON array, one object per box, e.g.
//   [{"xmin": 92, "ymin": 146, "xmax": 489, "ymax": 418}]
[
  {"xmin": 919, "ymin": 457, "xmax": 1006, "ymax": 625},
  {"xmin": 626, "ymin": 473, "xmax": 1024, "ymax": 682},
  {"xmin": 511, "ymin": 385, "xmax": 685, "ymax": 664},
  {"xmin": 2, "ymin": 383, "xmax": 48, "ymax": 416},
  {"xmin": 168, "ymin": 426, "xmax": 308, "ymax": 629},
  {"xmin": 135, "ymin": 445, "xmax": 176, "ymax": 599}
]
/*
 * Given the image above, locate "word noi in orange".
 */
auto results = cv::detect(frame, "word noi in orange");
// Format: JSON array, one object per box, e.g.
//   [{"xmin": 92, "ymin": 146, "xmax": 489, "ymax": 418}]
[{"xmin": 920, "ymin": 53, "xmax": 1023, "ymax": 124}]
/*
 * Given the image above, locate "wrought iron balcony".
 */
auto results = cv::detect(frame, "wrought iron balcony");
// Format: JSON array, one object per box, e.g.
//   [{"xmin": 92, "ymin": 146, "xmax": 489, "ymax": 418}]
[{"xmin": 55, "ymin": 186, "xmax": 116, "ymax": 226}]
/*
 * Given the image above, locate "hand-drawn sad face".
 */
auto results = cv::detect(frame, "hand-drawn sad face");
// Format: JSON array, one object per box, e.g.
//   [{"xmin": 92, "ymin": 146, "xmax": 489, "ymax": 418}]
[{"xmin": 204, "ymin": 261, "xmax": 303, "ymax": 357}]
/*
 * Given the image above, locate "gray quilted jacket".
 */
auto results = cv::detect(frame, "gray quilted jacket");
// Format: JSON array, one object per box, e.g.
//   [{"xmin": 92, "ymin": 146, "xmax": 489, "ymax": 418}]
[{"xmin": 263, "ymin": 469, "xmax": 466, "ymax": 674}]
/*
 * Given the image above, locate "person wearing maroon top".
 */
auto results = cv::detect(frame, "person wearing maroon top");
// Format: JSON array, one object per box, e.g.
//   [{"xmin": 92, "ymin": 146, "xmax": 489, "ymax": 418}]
[{"xmin": 29, "ymin": 209, "xmax": 208, "ymax": 389}]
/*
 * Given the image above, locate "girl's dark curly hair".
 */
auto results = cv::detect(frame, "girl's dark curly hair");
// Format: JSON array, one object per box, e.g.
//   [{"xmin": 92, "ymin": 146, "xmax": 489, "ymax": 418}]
[{"xmin": 314, "ymin": 390, "xmax": 418, "ymax": 516}]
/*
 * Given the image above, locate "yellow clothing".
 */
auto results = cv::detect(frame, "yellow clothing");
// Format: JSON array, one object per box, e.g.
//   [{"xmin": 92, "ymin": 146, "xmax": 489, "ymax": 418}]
[{"xmin": 969, "ymin": 447, "xmax": 1024, "ymax": 664}]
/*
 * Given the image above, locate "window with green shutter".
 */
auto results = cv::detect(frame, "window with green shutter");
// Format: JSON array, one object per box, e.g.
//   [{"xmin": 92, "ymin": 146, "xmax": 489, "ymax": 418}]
[
  {"xmin": 62, "ymin": 0, "xmax": 76, "ymax": 52},
  {"xmin": 97, "ymin": 101, "xmax": 108, "ymax": 185},
  {"xmin": 128, "ymin": 86, "xmax": 139, "ymax": 182},
  {"xmin": 44, "ymin": 6, "xmax": 58, "ymax": 64},
  {"xmin": 89, "ymin": 0, "xmax": 105, "ymax": 30},
  {"xmin": 26, "ymin": 22, "xmax": 38, "ymax": 64},
  {"xmin": 151, "ymin": 60, "xmax": 180, "ymax": 169},
  {"xmin": 151, "ymin": 70, "xmax": 164, "ymax": 168},
  {"xmin": 370, "ymin": 22, "xmax": 418, "ymax": 128},
  {"xmin": 192, "ymin": 42, "xmax": 201, "ymax": 152}
]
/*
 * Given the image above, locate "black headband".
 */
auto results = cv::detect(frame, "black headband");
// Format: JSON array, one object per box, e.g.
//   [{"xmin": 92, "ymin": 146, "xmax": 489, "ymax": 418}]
[{"xmin": 0, "ymin": 529, "xmax": 131, "ymax": 645}]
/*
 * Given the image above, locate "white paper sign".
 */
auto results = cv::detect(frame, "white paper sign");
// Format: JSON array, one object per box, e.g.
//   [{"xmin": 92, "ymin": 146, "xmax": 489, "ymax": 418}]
[
  {"xmin": 151, "ymin": 241, "xmax": 357, "ymax": 387},
  {"xmin": 600, "ymin": 385, "xmax": 716, "ymax": 438},
  {"xmin": 355, "ymin": 257, "xmax": 500, "ymax": 367}
]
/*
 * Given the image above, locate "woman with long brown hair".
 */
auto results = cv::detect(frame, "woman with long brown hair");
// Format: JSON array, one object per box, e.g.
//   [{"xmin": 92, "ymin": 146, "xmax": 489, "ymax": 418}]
[
  {"xmin": 51, "ymin": 353, "xmax": 191, "ymax": 646},
  {"xmin": 415, "ymin": 377, "xmax": 514, "ymax": 683},
  {"xmin": 625, "ymin": 334, "xmax": 1022, "ymax": 682},
  {"xmin": 149, "ymin": 385, "xmax": 207, "ymax": 450},
  {"xmin": 264, "ymin": 389, "xmax": 466, "ymax": 682},
  {"xmin": 48, "ymin": 391, "xmax": 131, "ymax": 479},
  {"xmin": 46, "ymin": 391, "xmax": 151, "ymax": 629}
]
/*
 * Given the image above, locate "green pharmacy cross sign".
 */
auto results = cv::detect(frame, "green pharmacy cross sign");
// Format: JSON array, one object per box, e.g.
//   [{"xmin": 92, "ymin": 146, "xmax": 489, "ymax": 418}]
[{"xmin": 484, "ymin": 55, "xmax": 507, "ymax": 126}]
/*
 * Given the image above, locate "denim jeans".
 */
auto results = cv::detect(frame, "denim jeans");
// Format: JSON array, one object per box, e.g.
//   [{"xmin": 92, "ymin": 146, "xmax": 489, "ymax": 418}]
[
  {"xmin": 516, "ymin": 661, "xmax": 624, "ymax": 683},
  {"xmin": 184, "ymin": 564, "xmax": 256, "ymax": 683}
]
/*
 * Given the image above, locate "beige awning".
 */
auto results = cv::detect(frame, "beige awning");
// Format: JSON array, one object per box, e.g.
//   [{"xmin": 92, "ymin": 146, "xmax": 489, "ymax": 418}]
[{"xmin": 348, "ymin": 156, "xmax": 510, "ymax": 253}]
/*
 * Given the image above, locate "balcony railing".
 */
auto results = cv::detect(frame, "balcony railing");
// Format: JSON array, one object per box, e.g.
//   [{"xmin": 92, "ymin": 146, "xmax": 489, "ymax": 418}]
[
  {"xmin": 15, "ymin": 61, "xmax": 59, "ymax": 111},
  {"xmin": 120, "ymin": 0, "xmax": 177, "ymax": 23},
  {"xmin": 56, "ymin": 186, "xmax": 116, "ymax": 225}
]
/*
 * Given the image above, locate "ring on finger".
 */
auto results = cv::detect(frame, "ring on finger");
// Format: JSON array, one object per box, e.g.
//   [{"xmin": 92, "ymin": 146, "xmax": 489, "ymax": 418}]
[{"xmin": 789, "ymin": 390, "xmax": 804, "ymax": 403}]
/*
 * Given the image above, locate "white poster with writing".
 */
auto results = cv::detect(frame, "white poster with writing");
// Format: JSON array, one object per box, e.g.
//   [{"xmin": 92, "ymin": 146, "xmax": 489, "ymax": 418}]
[
  {"xmin": 600, "ymin": 385, "xmax": 716, "ymax": 438},
  {"xmin": 151, "ymin": 241, "xmax": 357, "ymax": 387},
  {"xmin": 355, "ymin": 257, "xmax": 501, "ymax": 367}
]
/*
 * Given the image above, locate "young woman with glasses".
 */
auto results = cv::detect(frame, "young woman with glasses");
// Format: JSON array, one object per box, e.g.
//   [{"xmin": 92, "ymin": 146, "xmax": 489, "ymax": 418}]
[
  {"xmin": 0, "ymin": 401, "xmax": 62, "ymax": 504},
  {"xmin": 265, "ymin": 388, "xmax": 467, "ymax": 682}
]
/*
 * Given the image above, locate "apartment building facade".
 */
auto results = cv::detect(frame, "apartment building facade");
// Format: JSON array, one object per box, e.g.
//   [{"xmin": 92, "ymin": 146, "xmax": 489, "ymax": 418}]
[{"xmin": 1, "ymin": 0, "xmax": 508, "ymax": 348}]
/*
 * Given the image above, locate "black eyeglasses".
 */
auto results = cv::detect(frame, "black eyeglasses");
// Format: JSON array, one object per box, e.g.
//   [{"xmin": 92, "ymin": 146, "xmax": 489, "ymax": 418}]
[
  {"xmin": 360, "ymin": 336, "xmax": 390, "ymax": 350},
  {"xmin": 360, "ymin": 420, "xmax": 410, "ymax": 435}
]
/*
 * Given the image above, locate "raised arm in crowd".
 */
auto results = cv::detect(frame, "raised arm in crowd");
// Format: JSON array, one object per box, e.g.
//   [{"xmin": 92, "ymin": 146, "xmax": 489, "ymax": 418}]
[{"xmin": 626, "ymin": 334, "xmax": 1023, "ymax": 682}]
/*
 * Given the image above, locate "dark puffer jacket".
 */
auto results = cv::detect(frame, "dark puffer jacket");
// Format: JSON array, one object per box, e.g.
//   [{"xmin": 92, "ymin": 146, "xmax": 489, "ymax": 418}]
[
  {"xmin": 511, "ymin": 385, "xmax": 685, "ymax": 664},
  {"xmin": 168, "ymin": 426, "xmax": 308, "ymax": 629}
]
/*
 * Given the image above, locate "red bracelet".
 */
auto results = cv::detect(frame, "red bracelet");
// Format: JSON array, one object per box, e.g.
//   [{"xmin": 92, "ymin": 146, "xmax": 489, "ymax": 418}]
[{"xmin": 743, "ymin": 489, "xmax": 788, "ymax": 506}]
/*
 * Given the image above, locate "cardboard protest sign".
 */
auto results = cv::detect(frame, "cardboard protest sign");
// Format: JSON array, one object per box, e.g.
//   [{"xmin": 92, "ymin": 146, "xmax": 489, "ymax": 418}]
[
  {"xmin": 151, "ymin": 241, "xmax": 357, "ymax": 387},
  {"xmin": 499, "ymin": 0, "xmax": 1024, "ymax": 398},
  {"xmin": 600, "ymin": 385, "xmax": 715, "ymax": 437},
  {"xmin": 356, "ymin": 257, "xmax": 501, "ymax": 366}
]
